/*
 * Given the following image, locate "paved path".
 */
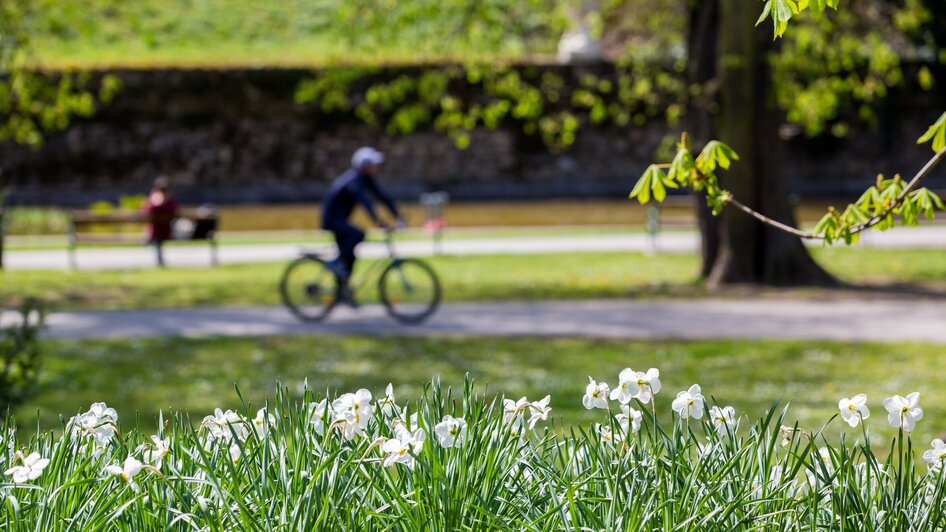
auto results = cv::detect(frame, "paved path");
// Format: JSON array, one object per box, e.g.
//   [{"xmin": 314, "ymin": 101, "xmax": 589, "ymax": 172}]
[
  {"xmin": 14, "ymin": 299, "xmax": 945, "ymax": 344},
  {"xmin": 6, "ymin": 225, "xmax": 946, "ymax": 270}
]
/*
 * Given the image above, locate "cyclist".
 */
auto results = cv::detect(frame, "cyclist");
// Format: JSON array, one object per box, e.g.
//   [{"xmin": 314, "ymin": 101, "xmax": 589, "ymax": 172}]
[{"xmin": 321, "ymin": 146, "xmax": 403, "ymax": 303}]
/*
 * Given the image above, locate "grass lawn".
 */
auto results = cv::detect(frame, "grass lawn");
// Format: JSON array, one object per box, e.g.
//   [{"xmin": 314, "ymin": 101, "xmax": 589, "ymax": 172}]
[
  {"xmin": 17, "ymin": 335, "xmax": 946, "ymax": 447},
  {"xmin": 0, "ymin": 251, "xmax": 703, "ymax": 310},
  {"xmin": 2, "ymin": 247, "xmax": 946, "ymax": 311}
]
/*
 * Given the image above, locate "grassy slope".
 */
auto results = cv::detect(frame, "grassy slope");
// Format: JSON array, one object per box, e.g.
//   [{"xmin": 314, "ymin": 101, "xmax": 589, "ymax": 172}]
[
  {"xmin": 19, "ymin": 335, "xmax": 946, "ymax": 447},
  {"xmin": 2, "ymin": 247, "xmax": 946, "ymax": 311},
  {"xmin": 29, "ymin": 0, "xmax": 547, "ymax": 69}
]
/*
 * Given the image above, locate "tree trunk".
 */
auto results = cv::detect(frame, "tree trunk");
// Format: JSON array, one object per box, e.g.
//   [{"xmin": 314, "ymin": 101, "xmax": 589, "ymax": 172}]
[
  {"xmin": 686, "ymin": 0, "xmax": 721, "ymax": 278},
  {"xmin": 707, "ymin": 0, "xmax": 836, "ymax": 287}
]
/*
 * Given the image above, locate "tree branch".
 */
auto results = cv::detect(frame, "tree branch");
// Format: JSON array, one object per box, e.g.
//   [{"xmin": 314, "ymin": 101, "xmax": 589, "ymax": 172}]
[
  {"xmin": 726, "ymin": 196, "xmax": 815, "ymax": 238},
  {"xmin": 846, "ymin": 146, "xmax": 946, "ymax": 234},
  {"xmin": 723, "ymin": 146, "xmax": 946, "ymax": 240}
]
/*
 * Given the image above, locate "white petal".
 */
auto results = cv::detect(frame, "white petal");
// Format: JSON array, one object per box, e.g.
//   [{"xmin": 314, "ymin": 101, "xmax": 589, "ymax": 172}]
[
  {"xmin": 883, "ymin": 396, "xmax": 901, "ymax": 412},
  {"xmin": 906, "ymin": 392, "xmax": 920, "ymax": 406}
]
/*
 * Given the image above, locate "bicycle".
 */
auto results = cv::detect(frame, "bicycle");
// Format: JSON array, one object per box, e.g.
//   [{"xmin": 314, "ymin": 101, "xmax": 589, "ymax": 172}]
[{"xmin": 279, "ymin": 231, "xmax": 442, "ymax": 324}]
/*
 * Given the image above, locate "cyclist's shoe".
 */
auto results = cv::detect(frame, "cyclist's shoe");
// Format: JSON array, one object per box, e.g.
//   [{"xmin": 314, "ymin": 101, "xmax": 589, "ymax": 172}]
[{"xmin": 339, "ymin": 285, "xmax": 359, "ymax": 308}]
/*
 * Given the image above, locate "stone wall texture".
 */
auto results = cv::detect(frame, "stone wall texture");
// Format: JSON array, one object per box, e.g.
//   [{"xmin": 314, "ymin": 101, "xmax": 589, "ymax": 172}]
[{"xmin": 2, "ymin": 66, "xmax": 944, "ymax": 206}]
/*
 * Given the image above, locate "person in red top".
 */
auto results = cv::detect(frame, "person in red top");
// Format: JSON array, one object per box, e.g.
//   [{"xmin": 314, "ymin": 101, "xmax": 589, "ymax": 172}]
[{"xmin": 143, "ymin": 176, "xmax": 179, "ymax": 267}]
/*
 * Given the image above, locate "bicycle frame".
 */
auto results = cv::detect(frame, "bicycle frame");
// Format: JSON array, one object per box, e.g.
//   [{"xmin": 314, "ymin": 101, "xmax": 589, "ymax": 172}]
[{"xmin": 346, "ymin": 232, "xmax": 402, "ymax": 296}]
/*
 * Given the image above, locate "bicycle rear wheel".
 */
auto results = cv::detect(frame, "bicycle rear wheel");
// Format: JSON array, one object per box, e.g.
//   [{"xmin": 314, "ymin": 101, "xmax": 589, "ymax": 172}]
[
  {"xmin": 378, "ymin": 258, "xmax": 441, "ymax": 324},
  {"xmin": 279, "ymin": 256, "xmax": 340, "ymax": 322}
]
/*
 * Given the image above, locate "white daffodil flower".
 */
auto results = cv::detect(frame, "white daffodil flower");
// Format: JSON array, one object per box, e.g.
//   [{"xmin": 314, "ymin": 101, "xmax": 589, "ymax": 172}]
[
  {"xmin": 253, "ymin": 408, "xmax": 276, "ymax": 438},
  {"xmin": 69, "ymin": 402, "xmax": 118, "ymax": 447},
  {"xmin": 616, "ymin": 404, "xmax": 642, "ymax": 434},
  {"xmin": 816, "ymin": 447, "xmax": 835, "ymax": 475},
  {"xmin": 671, "ymin": 384, "xmax": 705, "ymax": 419},
  {"xmin": 332, "ymin": 393, "xmax": 354, "ymax": 416},
  {"xmin": 341, "ymin": 414, "xmax": 367, "ymax": 441},
  {"xmin": 229, "ymin": 443, "xmax": 242, "ymax": 463},
  {"xmin": 838, "ymin": 394, "xmax": 870, "ymax": 428},
  {"xmin": 610, "ymin": 368, "xmax": 661, "ymax": 404},
  {"xmin": 923, "ymin": 439, "xmax": 946, "ymax": 469},
  {"xmin": 309, "ymin": 399, "xmax": 328, "ymax": 435},
  {"xmin": 527, "ymin": 396, "xmax": 552, "ymax": 430},
  {"xmin": 697, "ymin": 441, "xmax": 717, "ymax": 459},
  {"xmin": 141, "ymin": 435, "xmax": 170, "ymax": 469},
  {"xmin": 4, "ymin": 452, "xmax": 50, "ymax": 484},
  {"xmin": 434, "ymin": 416, "xmax": 467, "ymax": 448},
  {"xmin": 333, "ymin": 389, "xmax": 373, "ymax": 420},
  {"xmin": 201, "ymin": 409, "xmax": 248, "ymax": 442},
  {"xmin": 399, "ymin": 426, "xmax": 426, "ymax": 453},
  {"xmin": 709, "ymin": 405, "xmax": 736, "ymax": 435},
  {"xmin": 106, "ymin": 456, "xmax": 143, "ymax": 491},
  {"xmin": 381, "ymin": 428, "xmax": 425, "ymax": 468},
  {"xmin": 393, "ymin": 412, "xmax": 419, "ymax": 435},
  {"xmin": 333, "ymin": 389, "xmax": 374, "ymax": 440},
  {"xmin": 596, "ymin": 424, "xmax": 615, "ymax": 445},
  {"xmin": 884, "ymin": 392, "xmax": 923, "ymax": 432},
  {"xmin": 378, "ymin": 384, "xmax": 398, "ymax": 417},
  {"xmin": 503, "ymin": 397, "xmax": 529, "ymax": 425},
  {"xmin": 381, "ymin": 438, "xmax": 412, "ymax": 468},
  {"xmin": 582, "ymin": 377, "xmax": 610, "ymax": 410}
]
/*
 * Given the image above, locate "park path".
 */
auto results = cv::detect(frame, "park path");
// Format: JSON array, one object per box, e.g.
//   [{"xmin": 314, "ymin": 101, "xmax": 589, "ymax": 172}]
[
  {"xmin": 6, "ymin": 224, "xmax": 946, "ymax": 270},
  {"xmin": 18, "ymin": 299, "xmax": 946, "ymax": 344}
]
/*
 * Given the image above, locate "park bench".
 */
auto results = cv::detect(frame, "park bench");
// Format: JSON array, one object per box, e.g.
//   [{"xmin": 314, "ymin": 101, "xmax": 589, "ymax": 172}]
[{"xmin": 67, "ymin": 208, "xmax": 219, "ymax": 269}]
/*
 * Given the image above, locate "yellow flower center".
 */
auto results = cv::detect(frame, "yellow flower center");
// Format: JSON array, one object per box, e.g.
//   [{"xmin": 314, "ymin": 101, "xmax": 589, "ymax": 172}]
[
  {"xmin": 848, "ymin": 405, "xmax": 856, "ymax": 411},
  {"xmin": 636, "ymin": 379, "xmax": 646, "ymax": 387},
  {"xmin": 398, "ymin": 448, "xmax": 406, "ymax": 456},
  {"xmin": 901, "ymin": 406, "xmax": 909, "ymax": 414}
]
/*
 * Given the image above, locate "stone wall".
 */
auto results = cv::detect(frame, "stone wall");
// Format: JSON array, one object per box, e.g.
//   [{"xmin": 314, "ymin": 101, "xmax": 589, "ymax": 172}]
[{"xmin": 2, "ymin": 67, "xmax": 944, "ymax": 206}]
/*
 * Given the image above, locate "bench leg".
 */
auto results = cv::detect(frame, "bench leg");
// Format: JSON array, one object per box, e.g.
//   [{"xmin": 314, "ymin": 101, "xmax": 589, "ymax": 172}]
[
  {"xmin": 210, "ymin": 239, "xmax": 219, "ymax": 267},
  {"xmin": 67, "ymin": 222, "xmax": 77, "ymax": 270}
]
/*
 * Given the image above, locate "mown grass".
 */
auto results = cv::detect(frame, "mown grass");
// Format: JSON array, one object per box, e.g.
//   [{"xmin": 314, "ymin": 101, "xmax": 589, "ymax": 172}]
[
  {"xmin": 0, "ymin": 251, "xmax": 703, "ymax": 310},
  {"xmin": 18, "ymin": 335, "xmax": 946, "ymax": 447},
  {"xmin": 2, "ymin": 247, "xmax": 946, "ymax": 311}
]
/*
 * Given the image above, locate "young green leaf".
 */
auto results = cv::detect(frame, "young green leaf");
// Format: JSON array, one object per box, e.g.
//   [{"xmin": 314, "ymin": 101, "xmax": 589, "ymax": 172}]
[
  {"xmin": 695, "ymin": 141, "xmax": 740, "ymax": 174},
  {"xmin": 630, "ymin": 165, "xmax": 664, "ymax": 204},
  {"xmin": 652, "ymin": 174, "xmax": 667, "ymax": 202},
  {"xmin": 757, "ymin": 0, "xmax": 800, "ymax": 38},
  {"xmin": 911, "ymin": 188, "xmax": 945, "ymax": 221},
  {"xmin": 854, "ymin": 186, "xmax": 882, "ymax": 216},
  {"xmin": 917, "ymin": 111, "xmax": 946, "ymax": 153},
  {"xmin": 801, "ymin": 0, "xmax": 827, "ymax": 14},
  {"xmin": 668, "ymin": 147, "xmax": 698, "ymax": 186},
  {"xmin": 813, "ymin": 210, "xmax": 838, "ymax": 244}
]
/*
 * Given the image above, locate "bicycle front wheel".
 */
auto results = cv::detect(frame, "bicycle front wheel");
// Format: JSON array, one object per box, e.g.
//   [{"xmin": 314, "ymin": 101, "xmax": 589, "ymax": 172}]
[
  {"xmin": 279, "ymin": 256, "xmax": 340, "ymax": 322},
  {"xmin": 378, "ymin": 258, "xmax": 441, "ymax": 324}
]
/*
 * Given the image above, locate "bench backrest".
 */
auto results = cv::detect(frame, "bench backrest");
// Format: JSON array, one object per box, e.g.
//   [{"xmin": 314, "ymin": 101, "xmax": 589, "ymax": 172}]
[{"xmin": 70, "ymin": 210, "xmax": 218, "ymax": 241}]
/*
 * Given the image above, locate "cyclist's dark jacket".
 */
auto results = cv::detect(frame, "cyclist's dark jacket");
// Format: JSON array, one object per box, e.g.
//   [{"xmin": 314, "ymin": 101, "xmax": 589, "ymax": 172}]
[{"xmin": 321, "ymin": 168, "xmax": 399, "ymax": 228}]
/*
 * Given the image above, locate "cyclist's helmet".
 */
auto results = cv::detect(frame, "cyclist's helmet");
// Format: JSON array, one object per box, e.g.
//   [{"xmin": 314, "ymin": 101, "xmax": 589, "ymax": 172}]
[{"xmin": 352, "ymin": 146, "xmax": 385, "ymax": 169}]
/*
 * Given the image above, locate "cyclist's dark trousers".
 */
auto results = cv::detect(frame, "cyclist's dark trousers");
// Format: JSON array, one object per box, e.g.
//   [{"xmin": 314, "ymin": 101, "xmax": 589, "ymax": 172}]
[{"xmin": 327, "ymin": 221, "xmax": 365, "ymax": 273}]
